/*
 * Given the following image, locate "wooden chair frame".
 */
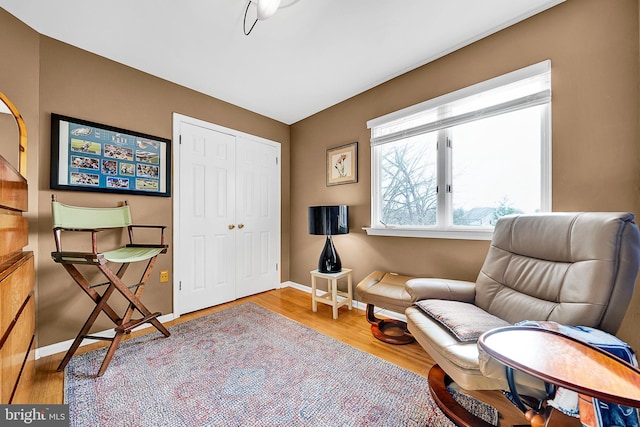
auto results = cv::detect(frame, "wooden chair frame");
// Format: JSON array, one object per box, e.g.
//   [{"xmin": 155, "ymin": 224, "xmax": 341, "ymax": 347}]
[{"xmin": 51, "ymin": 195, "xmax": 170, "ymax": 376}]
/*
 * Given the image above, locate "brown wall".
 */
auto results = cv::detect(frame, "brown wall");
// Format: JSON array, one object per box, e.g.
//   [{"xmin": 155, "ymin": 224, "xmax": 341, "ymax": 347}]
[
  {"xmin": 0, "ymin": 8, "xmax": 291, "ymax": 347},
  {"xmin": 290, "ymin": 0, "xmax": 640, "ymax": 350},
  {"xmin": 0, "ymin": 10, "xmax": 39, "ymax": 166},
  {"xmin": 0, "ymin": 10, "xmax": 40, "ymax": 247},
  {"xmin": 36, "ymin": 38, "xmax": 291, "ymax": 347}
]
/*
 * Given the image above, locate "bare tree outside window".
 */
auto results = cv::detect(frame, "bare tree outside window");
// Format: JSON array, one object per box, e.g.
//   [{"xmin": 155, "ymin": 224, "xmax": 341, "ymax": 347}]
[{"xmin": 379, "ymin": 134, "xmax": 437, "ymax": 226}]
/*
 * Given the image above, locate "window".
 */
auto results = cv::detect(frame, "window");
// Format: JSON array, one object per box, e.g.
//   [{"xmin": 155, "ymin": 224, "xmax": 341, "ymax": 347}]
[{"xmin": 366, "ymin": 61, "xmax": 551, "ymax": 240}]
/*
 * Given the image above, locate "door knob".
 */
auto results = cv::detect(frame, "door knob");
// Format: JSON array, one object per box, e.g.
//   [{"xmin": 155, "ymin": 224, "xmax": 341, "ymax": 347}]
[
  {"xmin": 238, "ymin": 224, "xmax": 244, "ymax": 229},
  {"xmin": 228, "ymin": 224, "xmax": 235, "ymax": 230}
]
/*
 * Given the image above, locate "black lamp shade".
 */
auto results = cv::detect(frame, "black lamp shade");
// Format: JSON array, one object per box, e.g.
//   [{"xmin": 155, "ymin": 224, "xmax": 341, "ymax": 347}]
[
  {"xmin": 308, "ymin": 206, "xmax": 349, "ymax": 236},
  {"xmin": 308, "ymin": 206, "xmax": 349, "ymax": 273}
]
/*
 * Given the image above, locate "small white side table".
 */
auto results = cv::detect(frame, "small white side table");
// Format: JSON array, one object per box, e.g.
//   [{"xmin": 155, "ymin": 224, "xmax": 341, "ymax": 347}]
[{"xmin": 310, "ymin": 268, "xmax": 353, "ymax": 320}]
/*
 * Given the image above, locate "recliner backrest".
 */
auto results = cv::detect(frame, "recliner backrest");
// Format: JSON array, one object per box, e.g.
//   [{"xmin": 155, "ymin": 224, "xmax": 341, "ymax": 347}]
[{"xmin": 474, "ymin": 212, "xmax": 640, "ymax": 334}]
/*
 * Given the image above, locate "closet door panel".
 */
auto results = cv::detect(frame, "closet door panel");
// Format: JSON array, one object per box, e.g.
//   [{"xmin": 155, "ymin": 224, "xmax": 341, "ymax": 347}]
[
  {"xmin": 235, "ymin": 137, "xmax": 280, "ymax": 299},
  {"xmin": 178, "ymin": 123, "xmax": 236, "ymax": 314}
]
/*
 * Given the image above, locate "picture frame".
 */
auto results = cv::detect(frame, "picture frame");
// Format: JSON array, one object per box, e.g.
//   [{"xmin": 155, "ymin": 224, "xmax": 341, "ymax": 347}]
[
  {"xmin": 50, "ymin": 114, "xmax": 171, "ymax": 197},
  {"xmin": 326, "ymin": 141, "xmax": 357, "ymax": 186}
]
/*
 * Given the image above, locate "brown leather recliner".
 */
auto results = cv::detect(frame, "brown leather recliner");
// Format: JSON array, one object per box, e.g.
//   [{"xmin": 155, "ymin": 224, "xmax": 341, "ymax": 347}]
[{"xmin": 404, "ymin": 212, "xmax": 640, "ymax": 425}]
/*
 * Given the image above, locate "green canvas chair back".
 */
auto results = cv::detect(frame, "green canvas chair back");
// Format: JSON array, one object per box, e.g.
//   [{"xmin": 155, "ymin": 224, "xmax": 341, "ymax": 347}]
[{"xmin": 52, "ymin": 201, "xmax": 132, "ymax": 229}]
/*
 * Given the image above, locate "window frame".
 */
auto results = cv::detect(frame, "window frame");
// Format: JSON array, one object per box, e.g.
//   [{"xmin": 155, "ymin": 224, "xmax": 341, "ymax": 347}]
[{"xmin": 365, "ymin": 61, "xmax": 552, "ymax": 240}]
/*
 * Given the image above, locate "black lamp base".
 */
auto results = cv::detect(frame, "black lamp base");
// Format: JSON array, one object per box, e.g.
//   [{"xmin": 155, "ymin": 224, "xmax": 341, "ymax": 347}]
[{"xmin": 318, "ymin": 235, "xmax": 342, "ymax": 273}]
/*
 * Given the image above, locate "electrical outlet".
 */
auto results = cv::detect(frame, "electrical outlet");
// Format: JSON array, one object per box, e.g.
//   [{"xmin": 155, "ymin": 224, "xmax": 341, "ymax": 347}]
[{"xmin": 159, "ymin": 270, "xmax": 169, "ymax": 282}]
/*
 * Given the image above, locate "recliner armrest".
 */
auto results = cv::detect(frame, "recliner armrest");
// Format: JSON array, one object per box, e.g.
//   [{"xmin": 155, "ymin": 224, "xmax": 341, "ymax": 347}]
[
  {"xmin": 405, "ymin": 278, "xmax": 476, "ymax": 302},
  {"xmin": 355, "ymin": 271, "xmax": 388, "ymax": 294}
]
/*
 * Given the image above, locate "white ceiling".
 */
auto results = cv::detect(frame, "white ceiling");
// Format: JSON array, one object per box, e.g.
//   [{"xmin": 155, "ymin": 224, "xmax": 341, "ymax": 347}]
[{"xmin": 0, "ymin": 0, "xmax": 564, "ymax": 124}]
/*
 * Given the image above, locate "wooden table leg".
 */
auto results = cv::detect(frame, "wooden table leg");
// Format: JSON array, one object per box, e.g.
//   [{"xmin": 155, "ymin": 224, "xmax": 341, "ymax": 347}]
[
  {"xmin": 331, "ymin": 278, "xmax": 338, "ymax": 319},
  {"xmin": 311, "ymin": 274, "xmax": 317, "ymax": 312},
  {"xmin": 346, "ymin": 272, "xmax": 353, "ymax": 310}
]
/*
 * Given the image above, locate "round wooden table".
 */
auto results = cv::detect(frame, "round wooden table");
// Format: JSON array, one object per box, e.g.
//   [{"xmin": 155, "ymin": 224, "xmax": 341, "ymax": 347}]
[{"xmin": 479, "ymin": 326, "xmax": 640, "ymax": 425}]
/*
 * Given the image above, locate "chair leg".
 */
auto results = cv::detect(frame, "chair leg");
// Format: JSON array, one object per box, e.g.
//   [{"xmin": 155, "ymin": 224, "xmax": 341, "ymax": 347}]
[
  {"xmin": 57, "ymin": 283, "xmax": 119, "ymax": 372},
  {"xmin": 95, "ymin": 267, "xmax": 144, "ymax": 377},
  {"xmin": 58, "ymin": 258, "xmax": 170, "ymax": 376},
  {"xmin": 428, "ymin": 364, "xmax": 497, "ymax": 427},
  {"xmin": 113, "ymin": 258, "xmax": 164, "ymax": 335},
  {"xmin": 97, "ymin": 330, "xmax": 125, "ymax": 377},
  {"xmin": 98, "ymin": 260, "xmax": 171, "ymax": 337},
  {"xmin": 61, "ymin": 263, "xmax": 121, "ymax": 323},
  {"xmin": 365, "ymin": 304, "xmax": 415, "ymax": 345}
]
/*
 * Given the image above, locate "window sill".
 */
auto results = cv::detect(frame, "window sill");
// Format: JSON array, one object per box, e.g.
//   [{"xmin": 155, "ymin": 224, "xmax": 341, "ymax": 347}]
[{"xmin": 363, "ymin": 227, "xmax": 493, "ymax": 241}]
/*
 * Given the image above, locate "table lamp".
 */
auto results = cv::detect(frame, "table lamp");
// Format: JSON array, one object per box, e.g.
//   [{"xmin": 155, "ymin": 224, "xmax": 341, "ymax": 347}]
[{"xmin": 308, "ymin": 205, "xmax": 349, "ymax": 273}]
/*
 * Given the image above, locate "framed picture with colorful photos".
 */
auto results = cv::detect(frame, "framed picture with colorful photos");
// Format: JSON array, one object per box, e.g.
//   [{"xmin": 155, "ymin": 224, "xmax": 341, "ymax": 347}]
[
  {"xmin": 326, "ymin": 141, "xmax": 357, "ymax": 186},
  {"xmin": 50, "ymin": 113, "xmax": 171, "ymax": 197}
]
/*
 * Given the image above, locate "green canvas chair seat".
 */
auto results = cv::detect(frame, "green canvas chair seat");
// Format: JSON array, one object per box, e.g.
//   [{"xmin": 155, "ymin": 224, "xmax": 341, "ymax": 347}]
[
  {"xmin": 50, "ymin": 196, "xmax": 170, "ymax": 377},
  {"xmin": 103, "ymin": 247, "xmax": 166, "ymax": 263}
]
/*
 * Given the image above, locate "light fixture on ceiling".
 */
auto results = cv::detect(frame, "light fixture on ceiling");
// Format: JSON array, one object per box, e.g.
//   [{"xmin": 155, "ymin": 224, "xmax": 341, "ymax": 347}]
[{"xmin": 243, "ymin": 0, "xmax": 282, "ymax": 35}]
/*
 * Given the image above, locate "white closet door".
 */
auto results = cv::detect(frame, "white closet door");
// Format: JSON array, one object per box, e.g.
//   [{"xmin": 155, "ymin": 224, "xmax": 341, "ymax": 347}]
[
  {"xmin": 178, "ymin": 122, "xmax": 236, "ymax": 313},
  {"xmin": 174, "ymin": 114, "xmax": 281, "ymax": 316},
  {"xmin": 235, "ymin": 137, "xmax": 280, "ymax": 298}
]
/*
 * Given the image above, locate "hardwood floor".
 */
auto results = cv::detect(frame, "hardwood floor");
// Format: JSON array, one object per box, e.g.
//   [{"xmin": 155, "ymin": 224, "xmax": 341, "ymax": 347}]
[{"xmin": 31, "ymin": 286, "xmax": 531, "ymax": 426}]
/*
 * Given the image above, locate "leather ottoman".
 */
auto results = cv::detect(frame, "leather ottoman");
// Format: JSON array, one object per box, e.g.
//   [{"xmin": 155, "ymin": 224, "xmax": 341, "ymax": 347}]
[{"xmin": 356, "ymin": 271, "xmax": 416, "ymax": 344}]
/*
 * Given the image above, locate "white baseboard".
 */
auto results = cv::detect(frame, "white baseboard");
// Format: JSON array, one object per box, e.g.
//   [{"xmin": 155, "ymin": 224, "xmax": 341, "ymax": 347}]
[
  {"xmin": 281, "ymin": 280, "xmax": 309, "ymax": 292},
  {"xmin": 282, "ymin": 281, "xmax": 407, "ymax": 322},
  {"xmin": 35, "ymin": 313, "xmax": 176, "ymax": 360}
]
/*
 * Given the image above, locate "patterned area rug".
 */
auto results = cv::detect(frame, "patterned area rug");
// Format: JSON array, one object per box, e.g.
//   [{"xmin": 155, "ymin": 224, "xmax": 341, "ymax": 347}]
[{"xmin": 65, "ymin": 303, "xmax": 498, "ymax": 426}]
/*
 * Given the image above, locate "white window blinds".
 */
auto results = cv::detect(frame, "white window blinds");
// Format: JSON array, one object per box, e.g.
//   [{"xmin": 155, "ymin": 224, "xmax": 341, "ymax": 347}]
[{"xmin": 367, "ymin": 60, "xmax": 551, "ymax": 146}]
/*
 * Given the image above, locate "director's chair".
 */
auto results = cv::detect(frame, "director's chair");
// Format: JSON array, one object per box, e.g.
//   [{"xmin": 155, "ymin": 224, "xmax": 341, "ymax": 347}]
[{"xmin": 51, "ymin": 195, "xmax": 170, "ymax": 376}]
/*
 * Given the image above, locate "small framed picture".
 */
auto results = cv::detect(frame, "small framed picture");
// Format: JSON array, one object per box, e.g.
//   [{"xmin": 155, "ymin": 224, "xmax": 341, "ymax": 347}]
[{"xmin": 326, "ymin": 141, "xmax": 357, "ymax": 186}]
